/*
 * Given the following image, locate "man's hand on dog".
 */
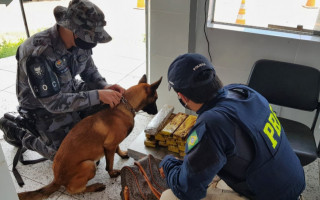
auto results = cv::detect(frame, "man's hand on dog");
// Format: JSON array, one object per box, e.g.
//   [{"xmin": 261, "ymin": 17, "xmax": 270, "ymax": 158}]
[
  {"xmin": 98, "ymin": 89, "xmax": 122, "ymax": 108},
  {"xmin": 98, "ymin": 84, "xmax": 126, "ymax": 108},
  {"xmin": 104, "ymin": 84, "xmax": 126, "ymax": 94}
]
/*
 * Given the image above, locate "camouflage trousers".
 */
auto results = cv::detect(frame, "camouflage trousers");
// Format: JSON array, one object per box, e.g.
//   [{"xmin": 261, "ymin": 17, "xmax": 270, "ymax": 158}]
[
  {"xmin": 21, "ymin": 81, "xmax": 107, "ymax": 161},
  {"xmin": 21, "ymin": 111, "xmax": 80, "ymax": 160},
  {"xmin": 21, "ymin": 103, "xmax": 107, "ymax": 161},
  {"xmin": 21, "ymin": 103, "xmax": 108, "ymax": 161}
]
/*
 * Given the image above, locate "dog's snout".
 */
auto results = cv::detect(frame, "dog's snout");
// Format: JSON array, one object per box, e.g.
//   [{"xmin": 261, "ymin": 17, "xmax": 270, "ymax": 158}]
[{"xmin": 142, "ymin": 103, "xmax": 158, "ymax": 115}]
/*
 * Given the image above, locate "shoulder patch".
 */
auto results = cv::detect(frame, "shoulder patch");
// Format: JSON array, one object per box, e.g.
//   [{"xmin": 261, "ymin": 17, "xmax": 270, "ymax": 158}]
[
  {"xmin": 187, "ymin": 130, "xmax": 199, "ymax": 151},
  {"xmin": 32, "ymin": 34, "xmax": 51, "ymax": 47},
  {"xmin": 185, "ymin": 123, "xmax": 207, "ymax": 153},
  {"xmin": 26, "ymin": 56, "xmax": 61, "ymax": 98}
]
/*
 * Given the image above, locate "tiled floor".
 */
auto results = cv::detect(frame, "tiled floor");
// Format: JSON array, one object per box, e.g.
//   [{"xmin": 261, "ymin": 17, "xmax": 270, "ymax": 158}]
[{"xmin": 1, "ymin": 0, "xmax": 320, "ymax": 199}]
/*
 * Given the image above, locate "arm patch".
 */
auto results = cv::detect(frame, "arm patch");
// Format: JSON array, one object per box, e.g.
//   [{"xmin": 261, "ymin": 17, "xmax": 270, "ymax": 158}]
[{"xmin": 26, "ymin": 56, "xmax": 61, "ymax": 98}]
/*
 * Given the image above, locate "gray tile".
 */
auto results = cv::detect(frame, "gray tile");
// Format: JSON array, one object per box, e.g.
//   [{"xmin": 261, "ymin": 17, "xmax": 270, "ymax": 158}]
[
  {"xmin": 117, "ymin": 74, "xmax": 145, "ymax": 89},
  {"xmin": 115, "ymin": 65, "xmax": 147, "ymax": 89},
  {"xmin": 0, "ymin": 91, "xmax": 18, "ymax": 117},
  {"xmin": 4, "ymin": 85, "xmax": 16, "ymax": 94},
  {"xmin": 56, "ymin": 194, "xmax": 80, "ymax": 200},
  {"xmin": 0, "ymin": 70, "xmax": 16, "ymax": 91},
  {"xmin": 94, "ymin": 53, "xmax": 145, "ymax": 75},
  {"xmin": 0, "ymin": 56, "xmax": 17, "ymax": 72},
  {"xmin": 303, "ymin": 160, "xmax": 320, "ymax": 199},
  {"xmin": 99, "ymin": 70, "xmax": 127, "ymax": 85},
  {"xmin": 10, "ymin": 171, "xmax": 64, "ymax": 200},
  {"xmin": 11, "ymin": 171, "xmax": 42, "ymax": 191},
  {"xmin": 130, "ymin": 62, "xmax": 146, "ymax": 77},
  {"xmin": 109, "ymin": 40, "xmax": 146, "ymax": 60},
  {"xmin": 14, "ymin": 157, "xmax": 54, "ymax": 186},
  {"xmin": 69, "ymin": 177, "xmax": 122, "ymax": 200}
]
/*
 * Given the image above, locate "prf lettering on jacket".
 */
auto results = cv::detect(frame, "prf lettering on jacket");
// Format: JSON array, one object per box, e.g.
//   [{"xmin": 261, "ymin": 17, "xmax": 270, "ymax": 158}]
[{"xmin": 263, "ymin": 105, "xmax": 282, "ymax": 149}]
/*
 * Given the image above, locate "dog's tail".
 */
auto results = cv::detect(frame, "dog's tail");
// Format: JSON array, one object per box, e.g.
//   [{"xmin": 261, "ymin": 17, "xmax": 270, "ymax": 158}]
[{"xmin": 18, "ymin": 181, "xmax": 60, "ymax": 200}]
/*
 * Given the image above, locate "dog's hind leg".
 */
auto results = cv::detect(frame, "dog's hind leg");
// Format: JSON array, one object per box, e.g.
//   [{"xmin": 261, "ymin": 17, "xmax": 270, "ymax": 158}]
[
  {"xmin": 116, "ymin": 145, "xmax": 129, "ymax": 159},
  {"xmin": 66, "ymin": 160, "xmax": 106, "ymax": 194}
]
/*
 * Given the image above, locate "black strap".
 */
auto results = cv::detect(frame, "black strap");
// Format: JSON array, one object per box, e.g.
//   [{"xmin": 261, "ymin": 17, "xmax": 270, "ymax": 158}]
[
  {"xmin": 19, "ymin": 151, "xmax": 47, "ymax": 165},
  {"xmin": 12, "ymin": 147, "xmax": 25, "ymax": 187},
  {"xmin": 12, "ymin": 147, "xmax": 47, "ymax": 187}
]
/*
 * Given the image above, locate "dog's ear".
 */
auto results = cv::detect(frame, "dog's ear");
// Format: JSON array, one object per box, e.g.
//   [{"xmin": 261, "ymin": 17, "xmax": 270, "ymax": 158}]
[
  {"xmin": 139, "ymin": 74, "xmax": 147, "ymax": 84},
  {"xmin": 150, "ymin": 77, "xmax": 162, "ymax": 91}
]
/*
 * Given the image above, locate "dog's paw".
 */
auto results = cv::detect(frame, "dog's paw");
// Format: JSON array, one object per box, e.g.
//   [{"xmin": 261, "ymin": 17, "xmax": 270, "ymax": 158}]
[
  {"xmin": 118, "ymin": 150, "xmax": 129, "ymax": 159},
  {"xmin": 108, "ymin": 170, "xmax": 121, "ymax": 178},
  {"xmin": 91, "ymin": 183, "xmax": 106, "ymax": 192},
  {"xmin": 119, "ymin": 153, "xmax": 129, "ymax": 159}
]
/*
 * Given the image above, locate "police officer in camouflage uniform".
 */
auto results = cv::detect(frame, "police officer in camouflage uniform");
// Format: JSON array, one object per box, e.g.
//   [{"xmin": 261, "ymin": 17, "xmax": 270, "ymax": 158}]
[{"xmin": 0, "ymin": 0, "xmax": 125, "ymax": 161}]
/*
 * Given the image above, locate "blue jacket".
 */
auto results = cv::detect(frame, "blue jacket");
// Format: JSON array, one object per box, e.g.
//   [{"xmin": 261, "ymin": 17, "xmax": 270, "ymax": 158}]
[{"xmin": 160, "ymin": 84, "xmax": 305, "ymax": 200}]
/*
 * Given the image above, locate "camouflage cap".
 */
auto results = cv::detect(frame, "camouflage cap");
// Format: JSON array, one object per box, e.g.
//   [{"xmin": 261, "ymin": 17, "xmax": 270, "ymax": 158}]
[{"xmin": 54, "ymin": 0, "xmax": 112, "ymax": 43}]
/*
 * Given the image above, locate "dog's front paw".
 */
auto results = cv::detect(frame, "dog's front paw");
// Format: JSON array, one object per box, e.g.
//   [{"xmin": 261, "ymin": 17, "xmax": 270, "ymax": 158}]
[
  {"xmin": 117, "ymin": 150, "xmax": 129, "ymax": 159},
  {"xmin": 108, "ymin": 170, "xmax": 121, "ymax": 178},
  {"xmin": 119, "ymin": 152, "xmax": 129, "ymax": 159}
]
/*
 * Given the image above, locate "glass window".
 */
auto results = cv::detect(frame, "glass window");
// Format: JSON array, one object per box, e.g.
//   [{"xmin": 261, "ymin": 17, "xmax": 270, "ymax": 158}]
[{"xmin": 211, "ymin": 0, "xmax": 320, "ymax": 35}]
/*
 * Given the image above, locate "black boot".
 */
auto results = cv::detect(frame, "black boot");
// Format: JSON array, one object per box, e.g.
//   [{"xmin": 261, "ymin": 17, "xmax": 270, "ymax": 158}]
[{"xmin": 0, "ymin": 117, "xmax": 26, "ymax": 148}]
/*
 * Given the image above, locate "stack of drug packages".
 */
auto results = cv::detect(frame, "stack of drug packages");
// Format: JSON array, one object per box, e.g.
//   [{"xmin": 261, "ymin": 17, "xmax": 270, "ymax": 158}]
[{"xmin": 144, "ymin": 104, "xmax": 197, "ymax": 157}]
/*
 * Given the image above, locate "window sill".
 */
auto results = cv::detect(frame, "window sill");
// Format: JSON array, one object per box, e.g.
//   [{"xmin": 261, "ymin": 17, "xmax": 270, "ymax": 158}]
[{"xmin": 207, "ymin": 22, "xmax": 320, "ymax": 43}]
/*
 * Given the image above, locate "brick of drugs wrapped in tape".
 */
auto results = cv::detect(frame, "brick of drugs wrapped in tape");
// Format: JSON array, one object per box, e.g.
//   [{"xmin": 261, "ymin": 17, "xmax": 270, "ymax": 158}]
[
  {"xmin": 144, "ymin": 138, "xmax": 157, "ymax": 148},
  {"xmin": 173, "ymin": 115, "xmax": 197, "ymax": 140},
  {"xmin": 144, "ymin": 104, "xmax": 174, "ymax": 136},
  {"xmin": 160, "ymin": 112, "xmax": 188, "ymax": 136},
  {"xmin": 166, "ymin": 115, "xmax": 197, "ymax": 154},
  {"xmin": 168, "ymin": 145, "xmax": 179, "ymax": 153}
]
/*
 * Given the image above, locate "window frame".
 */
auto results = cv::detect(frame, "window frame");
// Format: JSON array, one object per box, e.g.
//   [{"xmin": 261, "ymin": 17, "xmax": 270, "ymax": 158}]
[{"xmin": 208, "ymin": 0, "xmax": 320, "ymax": 41}]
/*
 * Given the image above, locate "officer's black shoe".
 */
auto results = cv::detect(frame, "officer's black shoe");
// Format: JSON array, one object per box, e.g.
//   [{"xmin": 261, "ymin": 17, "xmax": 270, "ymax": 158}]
[{"xmin": 0, "ymin": 117, "xmax": 25, "ymax": 148}]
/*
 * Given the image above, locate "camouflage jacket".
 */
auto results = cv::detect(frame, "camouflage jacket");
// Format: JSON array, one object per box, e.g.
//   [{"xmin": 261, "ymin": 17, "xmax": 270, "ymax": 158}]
[{"xmin": 16, "ymin": 24, "xmax": 108, "ymax": 113}]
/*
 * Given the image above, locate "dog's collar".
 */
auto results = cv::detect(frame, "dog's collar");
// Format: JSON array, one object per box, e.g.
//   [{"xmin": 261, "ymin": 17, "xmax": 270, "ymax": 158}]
[{"xmin": 121, "ymin": 96, "xmax": 136, "ymax": 116}]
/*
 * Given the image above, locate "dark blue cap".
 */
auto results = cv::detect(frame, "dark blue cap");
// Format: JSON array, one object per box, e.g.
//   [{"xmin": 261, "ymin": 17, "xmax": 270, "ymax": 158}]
[{"xmin": 167, "ymin": 53, "xmax": 215, "ymax": 91}]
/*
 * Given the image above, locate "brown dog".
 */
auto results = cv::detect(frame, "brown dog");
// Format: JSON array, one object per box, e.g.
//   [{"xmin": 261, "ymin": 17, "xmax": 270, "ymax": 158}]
[{"xmin": 18, "ymin": 74, "xmax": 162, "ymax": 200}]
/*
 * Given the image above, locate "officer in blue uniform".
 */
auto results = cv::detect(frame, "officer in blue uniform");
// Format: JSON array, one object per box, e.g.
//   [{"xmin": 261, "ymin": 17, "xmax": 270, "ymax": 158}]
[{"xmin": 159, "ymin": 53, "xmax": 305, "ymax": 200}]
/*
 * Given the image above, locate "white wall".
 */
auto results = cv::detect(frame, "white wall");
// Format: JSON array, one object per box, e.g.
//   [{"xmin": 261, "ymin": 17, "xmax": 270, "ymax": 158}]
[
  {"xmin": 147, "ymin": 0, "xmax": 191, "ymax": 113},
  {"xmin": 148, "ymin": 0, "xmax": 320, "ymax": 142},
  {"xmin": 0, "ymin": 145, "xmax": 19, "ymax": 200}
]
